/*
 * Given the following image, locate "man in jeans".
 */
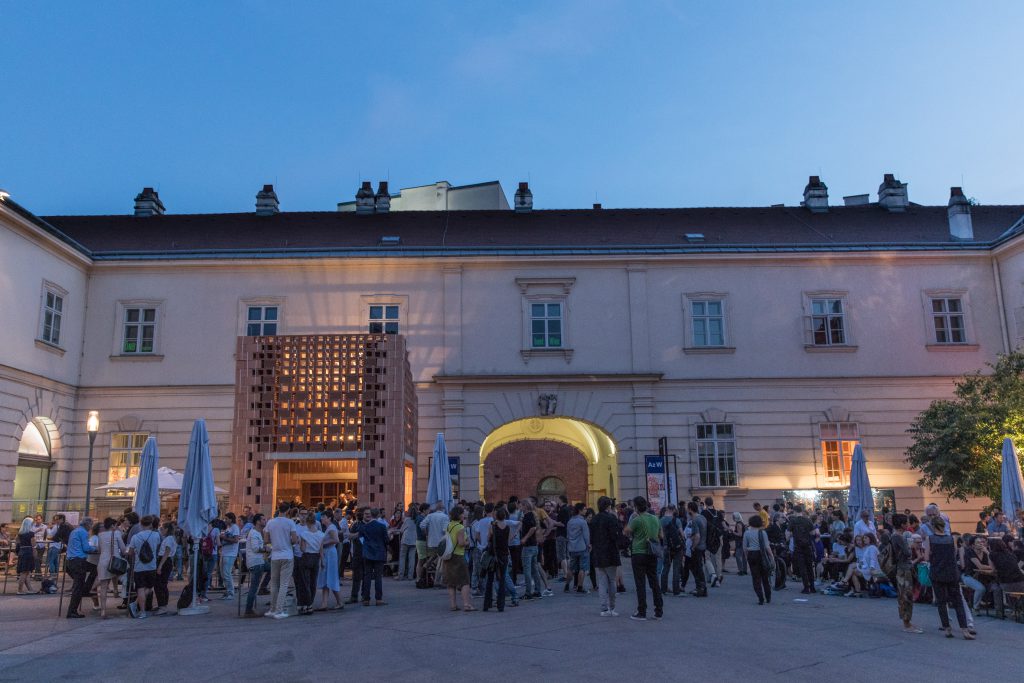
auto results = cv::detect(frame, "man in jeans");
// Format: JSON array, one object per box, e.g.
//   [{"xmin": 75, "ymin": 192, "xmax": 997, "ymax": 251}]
[
  {"xmin": 264, "ymin": 503, "xmax": 298, "ymax": 619},
  {"xmin": 519, "ymin": 501, "xmax": 544, "ymax": 599},
  {"xmin": 566, "ymin": 503, "xmax": 591, "ymax": 593},
  {"xmin": 65, "ymin": 517, "xmax": 96, "ymax": 618},
  {"xmin": 591, "ymin": 496, "xmax": 621, "ymax": 616},
  {"xmin": 624, "ymin": 496, "xmax": 663, "ymax": 621},
  {"xmin": 243, "ymin": 514, "xmax": 268, "ymax": 617},
  {"xmin": 686, "ymin": 502, "xmax": 708, "ymax": 597},
  {"xmin": 659, "ymin": 505, "xmax": 684, "ymax": 596}
]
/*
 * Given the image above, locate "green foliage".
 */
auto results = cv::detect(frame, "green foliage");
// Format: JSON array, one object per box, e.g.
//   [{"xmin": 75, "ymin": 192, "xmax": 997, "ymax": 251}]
[{"xmin": 906, "ymin": 350, "xmax": 1024, "ymax": 503}]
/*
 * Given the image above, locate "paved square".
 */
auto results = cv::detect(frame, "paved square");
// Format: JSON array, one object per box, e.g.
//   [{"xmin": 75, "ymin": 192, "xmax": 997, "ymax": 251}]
[{"xmin": 0, "ymin": 564, "xmax": 1019, "ymax": 682}]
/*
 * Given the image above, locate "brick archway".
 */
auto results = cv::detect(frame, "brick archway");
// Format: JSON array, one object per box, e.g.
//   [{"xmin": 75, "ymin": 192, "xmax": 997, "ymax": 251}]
[{"xmin": 482, "ymin": 440, "xmax": 588, "ymax": 503}]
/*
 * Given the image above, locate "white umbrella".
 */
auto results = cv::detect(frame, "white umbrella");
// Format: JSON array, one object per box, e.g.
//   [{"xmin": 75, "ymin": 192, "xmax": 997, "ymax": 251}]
[
  {"xmin": 133, "ymin": 436, "xmax": 161, "ymax": 518},
  {"xmin": 99, "ymin": 467, "xmax": 226, "ymax": 493},
  {"xmin": 847, "ymin": 444, "xmax": 874, "ymax": 525},
  {"xmin": 177, "ymin": 419, "xmax": 219, "ymax": 616},
  {"xmin": 426, "ymin": 432, "xmax": 454, "ymax": 512},
  {"xmin": 1001, "ymin": 437, "xmax": 1024, "ymax": 523}
]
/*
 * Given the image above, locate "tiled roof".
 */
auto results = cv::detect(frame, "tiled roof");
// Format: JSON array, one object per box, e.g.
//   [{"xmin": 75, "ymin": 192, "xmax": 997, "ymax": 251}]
[{"xmin": 38, "ymin": 204, "xmax": 1024, "ymax": 257}]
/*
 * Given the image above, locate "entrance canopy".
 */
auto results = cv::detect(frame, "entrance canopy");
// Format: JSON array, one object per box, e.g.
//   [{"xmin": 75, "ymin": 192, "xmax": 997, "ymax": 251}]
[{"xmin": 98, "ymin": 466, "xmax": 227, "ymax": 494}]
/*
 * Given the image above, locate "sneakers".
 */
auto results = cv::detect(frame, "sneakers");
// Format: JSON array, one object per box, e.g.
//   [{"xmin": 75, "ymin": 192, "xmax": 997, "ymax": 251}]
[
  {"xmin": 264, "ymin": 609, "xmax": 276, "ymax": 617},
  {"xmin": 273, "ymin": 611, "xmax": 290, "ymax": 619},
  {"xmin": 630, "ymin": 613, "xmax": 647, "ymax": 621},
  {"xmin": 600, "ymin": 609, "xmax": 613, "ymax": 617},
  {"xmin": 541, "ymin": 589, "xmax": 554, "ymax": 597},
  {"xmin": 221, "ymin": 594, "xmax": 235, "ymax": 600},
  {"xmin": 652, "ymin": 613, "xmax": 663, "ymax": 621}
]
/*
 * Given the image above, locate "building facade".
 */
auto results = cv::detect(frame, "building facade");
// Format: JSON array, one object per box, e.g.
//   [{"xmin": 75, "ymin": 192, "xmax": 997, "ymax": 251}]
[{"xmin": 2, "ymin": 177, "xmax": 1024, "ymax": 528}]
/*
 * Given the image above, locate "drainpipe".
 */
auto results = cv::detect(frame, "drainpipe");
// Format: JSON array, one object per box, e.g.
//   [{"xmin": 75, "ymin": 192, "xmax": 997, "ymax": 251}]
[{"xmin": 993, "ymin": 257, "xmax": 1011, "ymax": 354}]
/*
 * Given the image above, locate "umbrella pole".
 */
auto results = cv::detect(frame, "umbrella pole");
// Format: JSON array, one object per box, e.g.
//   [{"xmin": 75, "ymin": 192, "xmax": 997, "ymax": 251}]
[{"xmin": 178, "ymin": 537, "xmax": 209, "ymax": 616}]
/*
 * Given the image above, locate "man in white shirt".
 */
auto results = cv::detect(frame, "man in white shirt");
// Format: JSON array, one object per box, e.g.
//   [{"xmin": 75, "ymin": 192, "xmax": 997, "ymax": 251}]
[
  {"xmin": 264, "ymin": 504, "xmax": 299, "ymax": 619},
  {"xmin": 419, "ymin": 502, "xmax": 449, "ymax": 585},
  {"xmin": 853, "ymin": 510, "xmax": 876, "ymax": 538},
  {"xmin": 471, "ymin": 504, "xmax": 494, "ymax": 594}
]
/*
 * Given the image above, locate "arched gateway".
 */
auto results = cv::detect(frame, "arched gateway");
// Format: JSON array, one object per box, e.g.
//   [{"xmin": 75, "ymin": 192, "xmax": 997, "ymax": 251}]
[{"xmin": 479, "ymin": 417, "xmax": 618, "ymax": 507}]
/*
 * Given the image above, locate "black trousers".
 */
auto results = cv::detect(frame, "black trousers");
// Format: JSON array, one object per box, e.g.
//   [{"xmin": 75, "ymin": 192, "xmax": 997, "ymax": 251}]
[
  {"xmin": 687, "ymin": 550, "xmax": 707, "ymax": 594},
  {"xmin": 484, "ymin": 558, "xmax": 508, "ymax": 611},
  {"xmin": 510, "ymin": 545, "xmax": 522, "ymax": 584},
  {"xmin": 793, "ymin": 544, "xmax": 815, "ymax": 590},
  {"xmin": 747, "ymin": 550, "xmax": 772, "ymax": 603},
  {"xmin": 149, "ymin": 562, "xmax": 173, "ymax": 609},
  {"xmin": 295, "ymin": 553, "xmax": 319, "ymax": 607},
  {"xmin": 934, "ymin": 580, "xmax": 968, "ymax": 629},
  {"xmin": 631, "ymin": 553, "xmax": 663, "ymax": 617},
  {"xmin": 660, "ymin": 548, "xmax": 683, "ymax": 595},
  {"xmin": 66, "ymin": 557, "xmax": 93, "ymax": 616},
  {"xmin": 349, "ymin": 551, "xmax": 364, "ymax": 600},
  {"xmin": 362, "ymin": 559, "xmax": 383, "ymax": 601}
]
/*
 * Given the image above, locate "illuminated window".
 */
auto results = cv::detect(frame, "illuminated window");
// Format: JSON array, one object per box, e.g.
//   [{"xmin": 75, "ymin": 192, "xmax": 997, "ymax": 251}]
[
  {"xmin": 369, "ymin": 305, "xmax": 399, "ymax": 334},
  {"xmin": 38, "ymin": 283, "xmax": 66, "ymax": 347},
  {"xmin": 820, "ymin": 422, "xmax": 858, "ymax": 482},
  {"xmin": 247, "ymin": 305, "xmax": 279, "ymax": 336},
  {"xmin": 931, "ymin": 297, "xmax": 966, "ymax": 344},
  {"xmin": 107, "ymin": 432, "xmax": 148, "ymax": 492},
  {"xmin": 530, "ymin": 302, "xmax": 563, "ymax": 348},
  {"xmin": 810, "ymin": 298, "xmax": 846, "ymax": 346},
  {"xmin": 691, "ymin": 300, "xmax": 725, "ymax": 347},
  {"xmin": 122, "ymin": 307, "xmax": 157, "ymax": 353},
  {"xmin": 696, "ymin": 423, "xmax": 737, "ymax": 487}
]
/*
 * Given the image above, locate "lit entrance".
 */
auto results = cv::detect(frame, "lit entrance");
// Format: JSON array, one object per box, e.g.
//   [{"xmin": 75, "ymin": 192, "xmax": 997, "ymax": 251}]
[
  {"xmin": 272, "ymin": 459, "xmax": 358, "ymax": 508},
  {"xmin": 479, "ymin": 417, "xmax": 617, "ymax": 507},
  {"xmin": 13, "ymin": 418, "xmax": 54, "ymax": 521}
]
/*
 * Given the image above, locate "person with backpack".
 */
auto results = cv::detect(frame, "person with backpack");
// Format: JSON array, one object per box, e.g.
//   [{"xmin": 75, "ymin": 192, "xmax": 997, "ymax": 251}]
[
  {"xmin": 443, "ymin": 506, "xmax": 474, "ymax": 612},
  {"xmin": 685, "ymin": 501, "xmax": 709, "ymax": 597},
  {"xmin": 128, "ymin": 515, "xmax": 161, "ymax": 619},
  {"xmin": 624, "ymin": 496, "xmax": 663, "ymax": 621},
  {"xmin": 659, "ymin": 505, "xmax": 684, "ymax": 596},
  {"xmin": 700, "ymin": 497, "xmax": 724, "ymax": 586}
]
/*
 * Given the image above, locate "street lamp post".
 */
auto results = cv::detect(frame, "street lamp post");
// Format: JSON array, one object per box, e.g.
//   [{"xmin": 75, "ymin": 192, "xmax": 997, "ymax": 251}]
[{"xmin": 84, "ymin": 411, "xmax": 99, "ymax": 515}]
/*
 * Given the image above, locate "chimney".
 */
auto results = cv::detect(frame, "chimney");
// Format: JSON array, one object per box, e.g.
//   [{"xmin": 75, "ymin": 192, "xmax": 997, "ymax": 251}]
[
  {"xmin": 801, "ymin": 176, "xmax": 829, "ymax": 213},
  {"xmin": 878, "ymin": 173, "xmax": 909, "ymax": 212},
  {"xmin": 374, "ymin": 181, "xmax": 391, "ymax": 213},
  {"xmin": 514, "ymin": 181, "xmax": 533, "ymax": 213},
  {"xmin": 133, "ymin": 187, "xmax": 165, "ymax": 217},
  {"xmin": 355, "ymin": 181, "xmax": 375, "ymax": 214},
  {"xmin": 843, "ymin": 194, "xmax": 870, "ymax": 206},
  {"xmin": 948, "ymin": 187, "xmax": 973, "ymax": 240},
  {"xmin": 255, "ymin": 184, "xmax": 280, "ymax": 215}
]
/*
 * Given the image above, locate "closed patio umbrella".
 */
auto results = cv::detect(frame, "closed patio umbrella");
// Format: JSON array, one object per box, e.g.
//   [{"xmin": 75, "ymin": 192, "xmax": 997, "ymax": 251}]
[
  {"xmin": 177, "ymin": 419, "xmax": 219, "ymax": 616},
  {"xmin": 847, "ymin": 444, "xmax": 874, "ymax": 526},
  {"xmin": 1001, "ymin": 437, "xmax": 1024, "ymax": 523},
  {"xmin": 132, "ymin": 436, "xmax": 161, "ymax": 518},
  {"xmin": 426, "ymin": 432, "xmax": 454, "ymax": 513}
]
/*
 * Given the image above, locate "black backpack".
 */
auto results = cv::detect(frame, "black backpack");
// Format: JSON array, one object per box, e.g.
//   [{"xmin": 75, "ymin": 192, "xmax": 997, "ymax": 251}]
[
  {"xmin": 138, "ymin": 532, "xmax": 155, "ymax": 565},
  {"xmin": 663, "ymin": 519, "xmax": 683, "ymax": 553},
  {"xmin": 703, "ymin": 513, "xmax": 722, "ymax": 553}
]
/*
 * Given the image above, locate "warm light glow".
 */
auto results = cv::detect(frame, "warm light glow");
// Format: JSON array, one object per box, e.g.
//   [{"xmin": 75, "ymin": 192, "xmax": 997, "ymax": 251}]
[{"xmin": 86, "ymin": 411, "xmax": 100, "ymax": 433}]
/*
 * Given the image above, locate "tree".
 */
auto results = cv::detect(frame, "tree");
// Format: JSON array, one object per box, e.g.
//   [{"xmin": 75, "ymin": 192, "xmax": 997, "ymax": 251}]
[{"xmin": 905, "ymin": 350, "xmax": 1024, "ymax": 503}]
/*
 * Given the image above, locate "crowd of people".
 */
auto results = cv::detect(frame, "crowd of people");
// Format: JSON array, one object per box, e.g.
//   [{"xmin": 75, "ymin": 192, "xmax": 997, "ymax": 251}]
[{"xmin": 4, "ymin": 495, "xmax": 1024, "ymax": 639}]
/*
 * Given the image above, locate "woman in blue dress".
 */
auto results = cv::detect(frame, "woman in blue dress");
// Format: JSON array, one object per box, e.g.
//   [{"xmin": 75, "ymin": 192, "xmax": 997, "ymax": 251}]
[{"xmin": 316, "ymin": 515, "xmax": 343, "ymax": 610}]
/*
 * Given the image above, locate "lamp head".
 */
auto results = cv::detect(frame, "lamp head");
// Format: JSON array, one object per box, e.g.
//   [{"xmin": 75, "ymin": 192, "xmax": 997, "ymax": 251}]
[{"xmin": 86, "ymin": 411, "xmax": 99, "ymax": 433}]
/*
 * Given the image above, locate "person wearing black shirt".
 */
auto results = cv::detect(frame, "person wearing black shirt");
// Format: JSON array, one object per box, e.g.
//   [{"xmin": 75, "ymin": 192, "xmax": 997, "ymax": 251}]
[
  {"xmin": 988, "ymin": 538, "xmax": 1024, "ymax": 616},
  {"xmin": 483, "ymin": 508, "xmax": 511, "ymax": 612},
  {"xmin": 591, "ymin": 496, "xmax": 622, "ymax": 616},
  {"xmin": 787, "ymin": 505, "xmax": 817, "ymax": 594}
]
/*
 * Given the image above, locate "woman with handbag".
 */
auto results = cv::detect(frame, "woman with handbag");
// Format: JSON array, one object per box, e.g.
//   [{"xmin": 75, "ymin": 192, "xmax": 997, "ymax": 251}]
[
  {"xmin": 743, "ymin": 514, "xmax": 775, "ymax": 605},
  {"xmin": 96, "ymin": 517, "xmax": 127, "ymax": 618}
]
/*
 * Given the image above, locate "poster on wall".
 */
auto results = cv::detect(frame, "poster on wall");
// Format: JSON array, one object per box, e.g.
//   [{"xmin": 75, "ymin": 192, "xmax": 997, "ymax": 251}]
[
  {"xmin": 448, "ymin": 456, "xmax": 460, "ymax": 499},
  {"xmin": 645, "ymin": 456, "xmax": 676, "ymax": 510}
]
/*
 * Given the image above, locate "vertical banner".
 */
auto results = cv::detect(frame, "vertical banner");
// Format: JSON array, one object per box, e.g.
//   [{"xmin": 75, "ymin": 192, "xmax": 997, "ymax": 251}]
[
  {"xmin": 448, "ymin": 456, "xmax": 460, "ymax": 499},
  {"xmin": 645, "ymin": 456, "xmax": 667, "ymax": 511}
]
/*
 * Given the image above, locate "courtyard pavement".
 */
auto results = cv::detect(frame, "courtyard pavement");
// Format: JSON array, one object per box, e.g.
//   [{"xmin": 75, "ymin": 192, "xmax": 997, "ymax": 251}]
[{"xmin": 0, "ymin": 563, "xmax": 1019, "ymax": 682}]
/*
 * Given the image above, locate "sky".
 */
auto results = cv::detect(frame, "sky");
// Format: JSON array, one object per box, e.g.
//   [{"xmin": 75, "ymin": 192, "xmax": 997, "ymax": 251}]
[{"xmin": 1, "ymin": 1, "xmax": 1022, "ymax": 215}]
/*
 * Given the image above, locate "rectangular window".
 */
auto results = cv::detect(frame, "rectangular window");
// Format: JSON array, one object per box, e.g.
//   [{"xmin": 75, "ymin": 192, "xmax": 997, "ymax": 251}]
[
  {"xmin": 811, "ymin": 298, "xmax": 846, "ymax": 345},
  {"xmin": 246, "ymin": 305, "xmax": 279, "ymax": 336},
  {"xmin": 691, "ymin": 300, "xmax": 725, "ymax": 347},
  {"xmin": 696, "ymin": 423, "xmax": 737, "ymax": 487},
  {"xmin": 931, "ymin": 297, "xmax": 966, "ymax": 344},
  {"xmin": 368, "ymin": 304, "xmax": 400, "ymax": 334},
  {"xmin": 40, "ymin": 289, "xmax": 64, "ymax": 346},
  {"xmin": 530, "ymin": 302, "xmax": 563, "ymax": 348},
  {"xmin": 820, "ymin": 422, "xmax": 859, "ymax": 483},
  {"xmin": 122, "ymin": 307, "xmax": 156, "ymax": 353},
  {"xmin": 107, "ymin": 432, "xmax": 148, "ymax": 491}
]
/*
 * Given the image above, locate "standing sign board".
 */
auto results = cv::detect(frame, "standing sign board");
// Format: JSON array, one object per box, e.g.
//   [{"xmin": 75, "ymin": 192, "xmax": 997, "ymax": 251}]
[
  {"xmin": 645, "ymin": 456, "xmax": 676, "ymax": 510},
  {"xmin": 448, "ymin": 457, "xmax": 460, "ymax": 499}
]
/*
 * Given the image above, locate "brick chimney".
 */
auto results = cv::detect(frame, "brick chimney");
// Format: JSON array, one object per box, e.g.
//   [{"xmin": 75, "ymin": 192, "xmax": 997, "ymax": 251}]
[
  {"xmin": 514, "ymin": 181, "xmax": 533, "ymax": 213},
  {"xmin": 355, "ymin": 181, "xmax": 375, "ymax": 215},
  {"xmin": 948, "ymin": 187, "xmax": 973, "ymax": 240},
  {"xmin": 133, "ymin": 187, "xmax": 165, "ymax": 217},
  {"xmin": 801, "ymin": 176, "xmax": 829, "ymax": 213},
  {"xmin": 375, "ymin": 181, "xmax": 391, "ymax": 213},
  {"xmin": 878, "ymin": 173, "xmax": 909, "ymax": 212},
  {"xmin": 255, "ymin": 184, "xmax": 280, "ymax": 215}
]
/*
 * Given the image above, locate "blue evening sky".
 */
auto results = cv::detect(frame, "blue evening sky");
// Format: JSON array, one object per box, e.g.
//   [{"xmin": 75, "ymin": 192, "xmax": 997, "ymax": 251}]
[{"xmin": 1, "ymin": 1, "xmax": 1021, "ymax": 215}]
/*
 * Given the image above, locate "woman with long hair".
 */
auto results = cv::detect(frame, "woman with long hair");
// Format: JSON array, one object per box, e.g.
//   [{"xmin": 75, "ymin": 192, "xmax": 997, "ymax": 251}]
[
  {"xmin": 483, "ymin": 507, "xmax": 511, "ymax": 612},
  {"xmin": 444, "ymin": 506, "xmax": 475, "ymax": 612},
  {"xmin": 743, "ymin": 514, "xmax": 775, "ymax": 604},
  {"xmin": 732, "ymin": 512, "xmax": 748, "ymax": 576},
  {"xmin": 15, "ymin": 517, "xmax": 36, "ymax": 594},
  {"xmin": 296, "ymin": 511, "xmax": 323, "ymax": 615},
  {"xmin": 316, "ymin": 513, "xmax": 343, "ymax": 610},
  {"xmin": 95, "ymin": 517, "xmax": 127, "ymax": 618}
]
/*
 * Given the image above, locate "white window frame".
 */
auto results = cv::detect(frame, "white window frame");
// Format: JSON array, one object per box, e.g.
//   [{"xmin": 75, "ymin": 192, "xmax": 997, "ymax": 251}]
[
  {"xmin": 818, "ymin": 422, "xmax": 859, "ymax": 484},
  {"xmin": 113, "ymin": 300, "xmax": 164, "ymax": 357},
  {"xmin": 368, "ymin": 303, "xmax": 401, "ymax": 335},
  {"xmin": 516, "ymin": 277, "xmax": 575, "ymax": 363},
  {"xmin": 238, "ymin": 297, "xmax": 285, "ymax": 337},
  {"xmin": 359, "ymin": 294, "xmax": 409, "ymax": 336},
  {"xmin": 528, "ymin": 300, "xmax": 565, "ymax": 349},
  {"xmin": 107, "ymin": 432, "xmax": 149, "ymax": 493},
  {"xmin": 683, "ymin": 292, "xmax": 733, "ymax": 352},
  {"xmin": 37, "ymin": 280, "xmax": 67, "ymax": 348},
  {"xmin": 803, "ymin": 291, "xmax": 855, "ymax": 350},
  {"xmin": 695, "ymin": 422, "xmax": 738, "ymax": 488},
  {"xmin": 922, "ymin": 289, "xmax": 972, "ymax": 346}
]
